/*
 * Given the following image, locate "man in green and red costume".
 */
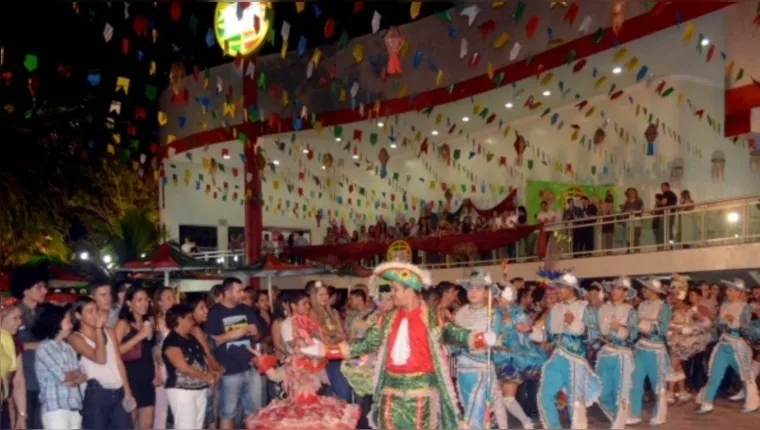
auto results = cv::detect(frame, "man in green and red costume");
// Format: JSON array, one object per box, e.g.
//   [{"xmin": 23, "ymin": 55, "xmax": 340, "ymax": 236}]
[{"xmin": 302, "ymin": 262, "xmax": 496, "ymax": 429}]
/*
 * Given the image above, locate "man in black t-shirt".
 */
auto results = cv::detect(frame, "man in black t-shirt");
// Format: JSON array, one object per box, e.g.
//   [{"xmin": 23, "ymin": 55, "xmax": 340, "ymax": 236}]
[
  {"xmin": 205, "ymin": 277, "xmax": 263, "ymax": 429},
  {"xmin": 660, "ymin": 182, "xmax": 679, "ymax": 244}
]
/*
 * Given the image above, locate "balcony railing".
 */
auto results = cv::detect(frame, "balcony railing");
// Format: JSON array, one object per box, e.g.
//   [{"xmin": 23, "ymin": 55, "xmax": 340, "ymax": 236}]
[{"xmin": 191, "ymin": 193, "xmax": 760, "ymax": 270}]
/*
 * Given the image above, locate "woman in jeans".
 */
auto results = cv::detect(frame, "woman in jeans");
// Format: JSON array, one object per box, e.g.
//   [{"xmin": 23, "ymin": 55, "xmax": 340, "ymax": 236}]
[
  {"xmin": 163, "ymin": 304, "xmax": 218, "ymax": 429},
  {"xmin": 33, "ymin": 305, "xmax": 86, "ymax": 429},
  {"xmin": 68, "ymin": 297, "xmax": 134, "ymax": 429},
  {"xmin": 152, "ymin": 286, "xmax": 177, "ymax": 430},
  {"xmin": 114, "ymin": 286, "xmax": 158, "ymax": 430}
]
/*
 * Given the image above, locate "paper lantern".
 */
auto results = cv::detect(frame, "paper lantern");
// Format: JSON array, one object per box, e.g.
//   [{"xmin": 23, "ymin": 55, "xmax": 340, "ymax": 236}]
[
  {"xmin": 514, "ymin": 135, "xmax": 527, "ymax": 166},
  {"xmin": 169, "ymin": 62, "xmax": 186, "ymax": 96},
  {"xmin": 322, "ymin": 153, "xmax": 334, "ymax": 169},
  {"xmin": 384, "ymin": 27, "xmax": 404, "ymax": 75},
  {"xmin": 612, "ymin": 0, "xmax": 626, "ymax": 35},
  {"xmin": 378, "ymin": 148, "xmax": 389, "ymax": 178},
  {"xmin": 438, "ymin": 143, "xmax": 451, "ymax": 165},
  {"xmin": 593, "ymin": 128, "xmax": 606, "ymax": 146},
  {"xmin": 645, "ymin": 123, "xmax": 657, "ymax": 156}
]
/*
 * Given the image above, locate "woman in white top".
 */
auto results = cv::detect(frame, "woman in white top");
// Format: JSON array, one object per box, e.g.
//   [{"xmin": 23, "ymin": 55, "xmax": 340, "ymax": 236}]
[{"xmin": 68, "ymin": 297, "xmax": 134, "ymax": 429}]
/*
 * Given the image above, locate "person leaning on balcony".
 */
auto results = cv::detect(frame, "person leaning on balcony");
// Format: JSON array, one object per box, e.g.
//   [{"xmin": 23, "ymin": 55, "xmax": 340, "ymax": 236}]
[
  {"xmin": 621, "ymin": 187, "xmax": 644, "ymax": 251},
  {"xmin": 678, "ymin": 190, "xmax": 697, "ymax": 246},
  {"xmin": 599, "ymin": 193, "xmax": 616, "ymax": 253}
]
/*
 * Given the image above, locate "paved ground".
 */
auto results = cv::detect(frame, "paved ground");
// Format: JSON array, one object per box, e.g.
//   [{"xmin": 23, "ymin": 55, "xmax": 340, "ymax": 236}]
[{"xmin": 506, "ymin": 398, "xmax": 758, "ymax": 429}]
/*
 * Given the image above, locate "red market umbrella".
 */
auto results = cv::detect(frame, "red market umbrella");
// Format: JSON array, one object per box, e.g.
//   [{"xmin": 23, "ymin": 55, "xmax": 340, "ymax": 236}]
[
  {"xmin": 233, "ymin": 254, "xmax": 326, "ymax": 278},
  {"xmin": 118, "ymin": 243, "xmax": 217, "ymax": 285}
]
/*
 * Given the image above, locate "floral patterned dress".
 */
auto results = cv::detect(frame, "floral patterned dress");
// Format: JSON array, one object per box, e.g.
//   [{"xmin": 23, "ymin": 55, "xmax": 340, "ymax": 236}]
[
  {"xmin": 247, "ymin": 315, "xmax": 361, "ymax": 430},
  {"xmin": 668, "ymin": 307, "xmax": 712, "ymax": 360}
]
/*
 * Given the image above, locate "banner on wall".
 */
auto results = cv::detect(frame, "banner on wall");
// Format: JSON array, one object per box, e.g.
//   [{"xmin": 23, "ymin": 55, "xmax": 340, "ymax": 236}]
[{"xmin": 526, "ymin": 181, "xmax": 619, "ymax": 220}]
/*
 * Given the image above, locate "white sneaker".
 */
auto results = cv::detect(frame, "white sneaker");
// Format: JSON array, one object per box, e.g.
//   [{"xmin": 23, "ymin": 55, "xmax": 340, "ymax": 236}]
[
  {"xmin": 697, "ymin": 404, "xmax": 714, "ymax": 414},
  {"xmin": 741, "ymin": 405, "xmax": 758, "ymax": 414},
  {"xmin": 677, "ymin": 392, "xmax": 692, "ymax": 402},
  {"xmin": 649, "ymin": 418, "xmax": 665, "ymax": 426},
  {"xmin": 729, "ymin": 390, "xmax": 746, "ymax": 401},
  {"xmin": 626, "ymin": 417, "xmax": 643, "ymax": 425},
  {"xmin": 667, "ymin": 394, "xmax": 676, "ymax": 405},
  {"xmin": 522, "ymin": 421, "xmax": 535, "ymax": 429}
]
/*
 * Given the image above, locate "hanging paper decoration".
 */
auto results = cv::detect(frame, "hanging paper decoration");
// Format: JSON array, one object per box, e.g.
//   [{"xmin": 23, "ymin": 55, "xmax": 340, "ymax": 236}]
[
  {"xmin": 438, "ymin": 143, "xmax": 452, "ymax": 165},
  {"xmin": 612, "ymin": 0, "xmax": 627, "ymax": 35},
  {"xmin": 384, "ymin": 27, "xmax": 404, "ymax": 76},
  {"xmin": 378, "ymin": 148, "xmax": 390, "ymax": 178},
  {"xmin": 645, "ymin": 123, "xmax": 658, "ymax": 156},
  {"xmin": 593, "ymin": 128, "xmax": 606, "ymax": 146},
  {"xmin": 322, "ymin": 153, "xmax": 334, "ymax": 169},
  {"xmin": 514, "ymin": 134, "xmax": 526, "ymax": 166}
]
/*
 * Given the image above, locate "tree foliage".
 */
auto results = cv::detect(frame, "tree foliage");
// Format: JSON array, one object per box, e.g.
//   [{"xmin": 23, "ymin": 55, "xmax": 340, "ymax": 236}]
[
  {"xmin": 98, "ymin": 208, "xmax": 162, "ymax": 264},
  {"xmin": 0, "ymin": 113, "xmax": 158, "ymax": 268}
]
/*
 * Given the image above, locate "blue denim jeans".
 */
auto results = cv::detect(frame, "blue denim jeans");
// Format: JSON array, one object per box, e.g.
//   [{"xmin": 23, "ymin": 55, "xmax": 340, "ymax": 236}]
[
  {"xmin": 325, "ymin": 360, "xmax": 352, "ymax": 402},
  {"xmin": 81, "ymin": 380, "xmax": 133, "ymax": 430},
  {"xmin": 219, "ymin": 368, "xmax": 264, "ymax": 421}
]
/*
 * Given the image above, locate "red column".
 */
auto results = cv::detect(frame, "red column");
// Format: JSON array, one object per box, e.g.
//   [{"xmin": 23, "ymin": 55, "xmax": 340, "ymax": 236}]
[{"xmin": 242, "ymin": 57, "xmax": 262, "ymax": 291}]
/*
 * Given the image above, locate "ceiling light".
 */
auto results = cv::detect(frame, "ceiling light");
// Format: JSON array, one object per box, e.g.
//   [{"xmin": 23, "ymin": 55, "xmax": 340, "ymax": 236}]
[
  {"xmin": 79, "ymin": 252, "xmax": 89, "ymax": 261},
  {"xmin": 462, "ymin": 116, "xmax": 470, "ymax": 122},
  {"xmin": 431, "ymin": 130, "xmax": 439, "ymax": 136},
  {"xmin": 542, "ymin": 90, "xmax": 551, "ymax": 97},
  {"xmin": 377, "ymin": 122, "xmax": 384, "ymax": 128},
  {"xmin": 352, "ymin": 154, "xmax": 359, "ymax": 159},
  {"xmin": 727, "ymin": 211, "xmax": 740, "ymax": 223},
  {"xmin": 222, "ymin": 154, "xmax": 231, "ymax": 160},
  {"xmin": 272, "ymin": 160, "xmax": 280, "ymax": 165},
  {"xmin": 390, "ymin": 144, "xmax": 397, "ymax": 149},
  {"xmin": 102, "ymin": 255, "xmax": 112, "ymax": 264},
  {"xmin": 612, "ymin": 66, "xmax": 622, "ymax": 75},
  {"xmin": 302, "ymin": 149, "xmax": 309, "ymax": 154},
  {"xmin": 321, "ymin": 165, "xmax": 326, "ymax": 170},
  {"xmin": 701, "ymin": 38, "xmax": 710, "ymax": 47},
  {"xmin": 505, "ymin": 102, "xmax": 513, "ymax": 109},
  {"xmin": 335, "ymin": 137, "xmax": 342, "ymax": 142},
  {"xmin": 140, "ymin": 253, "xmax": 146, "ymax": 258}
]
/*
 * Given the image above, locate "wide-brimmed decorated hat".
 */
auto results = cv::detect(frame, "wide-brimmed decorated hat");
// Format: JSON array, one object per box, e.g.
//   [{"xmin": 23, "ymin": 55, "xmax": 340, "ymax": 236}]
[
  {"xmin": 459, "ymin": 269, "xmax": 501, "ymax": 294},
  {"xmin": 604, "ymin": 277, "xmax": 637, "ymax": 300},
  {"xmin": 550, "ymin": 273, "xmax": 585, "ymax": 297},
  {"xmin": 368, "ymin": 261, "xmax": 432, "ymax": 300},
  {"xmin": 637, "ymin": 277, "xmax": 667, "ymax": 295},
  {"xmin": 721, "ymin": 278, "xmax": 749, "ymax": 292}
]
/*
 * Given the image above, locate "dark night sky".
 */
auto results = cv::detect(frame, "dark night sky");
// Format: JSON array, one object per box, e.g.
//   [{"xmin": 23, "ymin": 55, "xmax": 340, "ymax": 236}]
[{"xmin": 0, "ymin": 1, "xmax": 454, "ymax": 165}]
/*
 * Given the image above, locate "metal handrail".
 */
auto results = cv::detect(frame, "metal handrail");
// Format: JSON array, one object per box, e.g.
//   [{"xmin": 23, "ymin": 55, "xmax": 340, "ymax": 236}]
[
  {"xmin": 539, "ymin": 193, "xmax": 760, "ymax": 229},
  {"xmin": 186, "ymin": 193, "xmax": 760, "ymax": 268}
]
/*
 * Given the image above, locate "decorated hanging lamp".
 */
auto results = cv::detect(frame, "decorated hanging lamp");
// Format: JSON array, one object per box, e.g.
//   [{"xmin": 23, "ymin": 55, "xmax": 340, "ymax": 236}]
[{"xmin": 384, "ymin": 26, "xmax": 404, "ymax": 76}]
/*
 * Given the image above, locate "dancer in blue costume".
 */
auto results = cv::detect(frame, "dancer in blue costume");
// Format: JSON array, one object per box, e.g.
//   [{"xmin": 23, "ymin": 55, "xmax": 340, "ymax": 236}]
[
  {"xmin": 627, "ymin": 278, "xmax": 673, "ymax": 426},
  {"xmin": 697, "ymin": 278, "xmax": 760, "ymax": 414},
  {"xmin": 453, "ymin": 269, "xmax": 508, "ymax": 429},
  {"xmin": 534, "ymin": 273, "xmax": 602, "ymax": 430},
  {"xmin": 493, "ymin": 283, "xmax": 548, "ymax": 429},
  {"xmin": 595, "ymin": 277, "xmax": 639, "ymax": 429}
]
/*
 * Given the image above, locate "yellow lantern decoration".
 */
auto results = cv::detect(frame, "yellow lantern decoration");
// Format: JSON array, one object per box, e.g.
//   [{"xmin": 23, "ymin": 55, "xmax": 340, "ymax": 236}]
[{"xmin": 214, "ymin": 2, "xmax": 272, "ymax": 57}]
